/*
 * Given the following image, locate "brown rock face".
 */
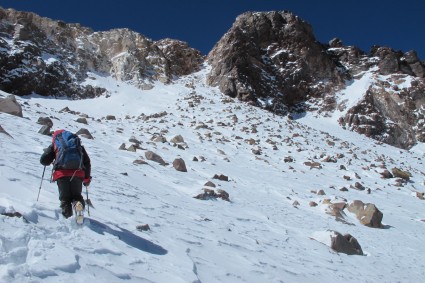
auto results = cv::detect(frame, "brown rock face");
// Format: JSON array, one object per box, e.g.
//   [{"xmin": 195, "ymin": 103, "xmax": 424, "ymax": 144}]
[
  {"xmin": 207, "ymin": 11, "xmax": 344, "ymax": 112},
  {"xmin": 0, "ymin": 8, "xmax": 203, "ymax": 97},
  {"xmin": 154, "ymin": 39, "xmax": 204, "ymax": 77},
  {"xmin": 339, "ymin": 77, "xmax": 425, "ymax": 149}
]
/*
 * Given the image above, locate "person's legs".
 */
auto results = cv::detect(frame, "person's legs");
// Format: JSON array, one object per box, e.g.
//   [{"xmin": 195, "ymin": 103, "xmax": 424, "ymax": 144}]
[{"xmin": 57, "ymin": 177, "xmax": 73, "ymax": 218}]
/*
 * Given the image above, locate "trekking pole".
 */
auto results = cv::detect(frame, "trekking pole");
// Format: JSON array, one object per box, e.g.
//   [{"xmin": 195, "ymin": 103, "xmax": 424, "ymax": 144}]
[
  {"xmin": 37, "ymin": 166, "xmax": 46, "ymax": 201},
  {"xmin": 85, "ymin": 185, "xmax": 90, "ymax": 216}
]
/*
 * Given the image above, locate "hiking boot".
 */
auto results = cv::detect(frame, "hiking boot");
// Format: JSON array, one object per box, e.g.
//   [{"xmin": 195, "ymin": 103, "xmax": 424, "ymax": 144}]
[
  {"xmin": 74, "ymin": 201, "xmax": 84, "ymax": 213},
  {"xmin": 73, "ymin": 201, "xmax": 84, "ymax": 225},
  {"xmin": 60, "ymin": 202, "xmax": 73, "ymax": 218}
]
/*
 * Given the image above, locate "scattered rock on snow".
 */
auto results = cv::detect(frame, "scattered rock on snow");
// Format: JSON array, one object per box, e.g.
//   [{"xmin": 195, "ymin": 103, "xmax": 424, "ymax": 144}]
[
  {"xmin": 38, "ymin": 125, "xmax": 51, "ymax": 136},
  {"xmin": 0, "ymin": 125, "xmax": 13, "ymax": 138},
  {"xmin": 380, "ymin": 169, "xmax": 393, "ymax": 179},
  {"xmin": 76, "ymin": 117, "xmax": 88, "ymax": 124},
  {"xmin": 145, "ymin": 151, "xmax": 166, "ymax": 165},
  {"xmin": 76, "ymin": 128, "xmax": 94, "ymax": 139},
  {"xmin": 127, "ymin": 144, "xmax": 137, "ymax": 152},
  {"xmin": 204, "ymin": 181, "xmax": 216, "ymax": 188},
  {"xmin": 213, "ymin": 174, "xmax": 229, "ymax": 181},
  {"xmin": 330, "ymin": 231, "xmax": 363, "ymax": 255},
  {"xmin": 304, "ymin": 161, "xmax": 322, "ymax": 169},
  {"xmin": 37, "ymin": 116, "xmax": 53, "ymax": 127},
  {"xmin": 311, "ymin": 230, "xmax": 363, "ymax": 256},
  {"xmin": 173, "ymin": 158, "xmax": 187, "ymax": 172},
  {"xmin": 391, "ymin": 167, "xmax": 411, "ymax": 180},
  {"xmin": 170, "ymin": 135, "xmax": 185, "ymax": 144},
  {"xmin": 347, "ymin": 200, "xmax": 383, "ymax": 228},
  {"xmin": 133, "ymin": 158, "xmax": 148, "ymax": 165},
  {"xmin": 194, "ymin": 188, "xmax": 230, "ymax": 201},
  {"xmin": 0, "ymin": 95, "xmax": 23, "ymax": 117},
  {"xmin": 136, "ymin": 224, "xmax": 151, "ymax": 231}
]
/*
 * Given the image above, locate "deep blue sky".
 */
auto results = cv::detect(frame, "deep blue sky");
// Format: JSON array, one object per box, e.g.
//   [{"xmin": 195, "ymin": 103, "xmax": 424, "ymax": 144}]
[{"xmin": 1, "ymin": 0, "xmax": 424, "ymax": 59}]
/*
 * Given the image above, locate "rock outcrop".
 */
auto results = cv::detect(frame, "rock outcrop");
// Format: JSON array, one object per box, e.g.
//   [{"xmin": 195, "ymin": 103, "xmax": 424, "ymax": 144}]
[
  {"xmin": 207, "ymin": 11, "xmax": 345, "ymax": 112},
  {"xmin": 0, "ymin": 7, "xmax": 203, "ymax": 97}
]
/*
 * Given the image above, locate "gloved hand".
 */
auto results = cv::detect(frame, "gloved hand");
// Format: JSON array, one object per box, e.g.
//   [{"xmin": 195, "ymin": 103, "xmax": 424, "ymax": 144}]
[{"xmin": 83, "ymin": 176, "xmax": 92, "ymax": 186}]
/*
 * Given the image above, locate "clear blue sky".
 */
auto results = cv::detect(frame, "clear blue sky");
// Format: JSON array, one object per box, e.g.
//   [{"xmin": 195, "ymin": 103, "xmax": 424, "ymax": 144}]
[{"xmin": 1, "ymin": 0, "xmax": 424, "ymax": 59}]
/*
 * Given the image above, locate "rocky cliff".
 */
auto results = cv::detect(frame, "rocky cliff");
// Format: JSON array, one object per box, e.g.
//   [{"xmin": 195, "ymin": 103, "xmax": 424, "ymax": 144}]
[
  {"xmin": 207, "ymin": 11, "xmax": 346, "ymax": 111},
  {"xmin": 0, "ymin": 7, "xmax": 203, "ymax": 98}
]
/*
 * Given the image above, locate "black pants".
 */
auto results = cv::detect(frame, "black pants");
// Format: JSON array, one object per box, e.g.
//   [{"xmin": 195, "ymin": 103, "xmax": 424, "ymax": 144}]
[{"xmin": 57, "ymin": 176, "xmax": 85, "ymax": 207}]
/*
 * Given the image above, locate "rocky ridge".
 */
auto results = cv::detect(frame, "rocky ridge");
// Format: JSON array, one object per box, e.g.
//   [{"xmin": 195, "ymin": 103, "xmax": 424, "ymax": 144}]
[
  {"xmin": 0, "ymin": 7, "xmax": 203, "ymax": 97},
  {"xmin": 1, "ymin": 7, "xmax": 425, "ymax": 149}
]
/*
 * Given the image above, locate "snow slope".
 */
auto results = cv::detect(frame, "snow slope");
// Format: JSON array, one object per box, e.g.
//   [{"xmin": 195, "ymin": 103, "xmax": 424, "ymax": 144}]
[{"xmin": 1, "ymin": 66, "xmax": 425, "ymax": 283}]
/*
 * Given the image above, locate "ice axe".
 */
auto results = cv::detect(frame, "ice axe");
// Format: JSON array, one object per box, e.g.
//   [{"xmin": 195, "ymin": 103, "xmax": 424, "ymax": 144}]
[{"xmin": 85, "ymin": 185, "xmax": 93, "ymax": 216}]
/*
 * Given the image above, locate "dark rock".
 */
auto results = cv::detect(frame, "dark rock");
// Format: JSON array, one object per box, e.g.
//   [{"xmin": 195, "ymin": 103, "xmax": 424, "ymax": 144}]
[
  {"xmin": 145, "ymin": 151, "xmax": 166, "ymax": 165},
  {"xmin": 76, "ymin": 117, "xmax": 88, "ymax": 124},
  {"xmin": 330, "ymin": 231, "xmax": 363, "ymax": 255},
  {"xmin": 207, "ymin": 11, "xmax": 344, "ymax": 113},
  {"xmin": 213, "ymin": 174, "xmax": 229, "ymax": 181},
  {"xmin": 347, "ymin": 200, "xmax": 383, "ymax": 228},
  {"xmin": 136, "ymin": 224, "xmax": 150, "ymax": 231},
  {"xmin": 75, "ymin": 128, "xmax": 94, "ymax": 139},
  {"xmin": 204, "ymin": 181, "xmax": 216, "ymax": 188},
  {"xmin": 173, "ymin": 158, "xmax": 187, "ymax": 172},
  {"xmin": 0, "ymin": 125, "xmax": 13, "ymax": 138},
  {"xmin": 38, "ymin": 125, "xmax": 51, "ymax": 136},
  {"xmin": 37, "ymin": 117, "xmax": 53, "ymax": 127},
  {"xmin": 391, "ymin": 167, "xmax": 411, "ymax": 180}
]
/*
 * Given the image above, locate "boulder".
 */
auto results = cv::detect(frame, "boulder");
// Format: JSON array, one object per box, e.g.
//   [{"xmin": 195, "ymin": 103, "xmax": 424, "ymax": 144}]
[
  {"xmin": 213, "ymin": 174, "xmax": 229, "ymax": 181},
  {"xmin": 38, "ymin": 125, "xmax": 51, "ymax": 136},
  {"xmin": 127, "ymin": 145, "xmax": 137, "ymax": 152},
  {"xmin": 37, "ymin": 117, "xmax": 53, "ymax": 127},
  {"xmin": 0, "ymin": 95, "xmax": 23, "ymax": 117},
  {"xmin": 170, "ymin": 134, "xmax": 185, "ymax": 144},
  {"xmin": 75, "ymin": 128, "xmax": 94, "ymax": 139},
  {"xmin": 145, "ymin": 151, "xmax": 166, "ymax": 165},
  {"xmin": 76, "ymin": 117, "xmax": 88, "ymax": 124},
  {"xmin": 173, "ymin": 158, "xmax": 187, "ymax": 172},
  {"xmin": 204, "ymin": 181, "xmax": 216, "ymax": 188},
  {"xmin": 391, "ymin": 167, "xmax": 411, "ymax": 180},
  {"xmin": 330, "ymin": 231, "xmax": 363, "ymax": 255},
  {"xmin": 347, "ymin": 200, "xmax": 383, "ymax": 228}
]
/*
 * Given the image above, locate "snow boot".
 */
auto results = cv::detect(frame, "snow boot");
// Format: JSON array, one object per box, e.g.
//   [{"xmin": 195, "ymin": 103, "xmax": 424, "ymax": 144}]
[
  {"xmin": 74, "ymin": 201, "xmax": 84, "ymax": 225},
  {"xmin": 60, "ymin": 201, "xmax": 73, "ymax": 219}
]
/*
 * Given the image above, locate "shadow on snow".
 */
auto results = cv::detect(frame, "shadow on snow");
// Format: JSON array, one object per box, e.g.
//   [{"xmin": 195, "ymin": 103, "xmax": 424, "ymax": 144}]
[{"xmin": 87, "ymin": 218, "xmax": 168, "ymax": 255}]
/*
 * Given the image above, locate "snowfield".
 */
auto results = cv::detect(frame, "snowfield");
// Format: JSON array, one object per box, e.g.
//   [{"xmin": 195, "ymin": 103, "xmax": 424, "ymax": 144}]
[{"xmin": 1, "ymin": 66, "xmax": 425, "ymax": 283}]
